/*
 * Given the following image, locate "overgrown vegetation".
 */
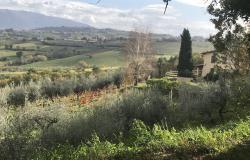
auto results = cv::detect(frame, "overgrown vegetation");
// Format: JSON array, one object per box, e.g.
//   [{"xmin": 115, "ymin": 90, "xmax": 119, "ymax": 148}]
[
  {"xmin": 0, "ymin": 1, "xmax": 249, "ymax": 159},
  {"xmin": 0, "ymin": 71, "xmax": 124, "ymax": 106},
  {"xmin": 0, "ymin": 74, "xmax": 249, "ymax": 159}
]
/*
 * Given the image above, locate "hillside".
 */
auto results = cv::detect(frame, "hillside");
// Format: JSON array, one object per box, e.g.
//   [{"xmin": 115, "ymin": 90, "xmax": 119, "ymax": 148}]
[{"xmin": 0, "ymin": 9, "xmax": 87, "ymax": 29}]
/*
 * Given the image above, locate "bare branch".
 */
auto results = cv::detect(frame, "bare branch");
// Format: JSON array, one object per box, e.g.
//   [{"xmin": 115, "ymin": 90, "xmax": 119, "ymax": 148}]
[{"xmin": 163, "ymin": 0, "xmax": 171, "ymax": 14}]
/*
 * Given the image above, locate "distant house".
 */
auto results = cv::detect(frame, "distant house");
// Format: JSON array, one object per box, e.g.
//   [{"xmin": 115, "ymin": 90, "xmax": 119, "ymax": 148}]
[
  {"xmin": 247, "ymin": 23, "xmax": 250, "ymax": 34},
  {"xmin": 196, "ymin": 24, "xmax": 250, "ymax": 77},
  {"xmin": 200, "ymin": 51, "xmax": 217, "ymax": 77},
  {"xmin": 195, "ymin": 50, "xmax": 232, "ymax": 77}
]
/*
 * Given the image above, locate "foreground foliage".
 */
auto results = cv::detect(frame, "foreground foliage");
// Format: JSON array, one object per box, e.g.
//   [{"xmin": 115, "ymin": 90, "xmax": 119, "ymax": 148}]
[
  {"xmin": 33, "ymin": 118, "xmax": 250, "ymax": 160},
  {"xmin": 0, "ymin": 76, "xmax": 249, "ymax": 160}
]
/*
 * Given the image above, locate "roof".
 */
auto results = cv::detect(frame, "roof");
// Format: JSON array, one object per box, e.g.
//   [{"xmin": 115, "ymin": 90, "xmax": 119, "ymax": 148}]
[{"xmin": 200, "ymin": 50, "xmax": 216, "ymax": 55}]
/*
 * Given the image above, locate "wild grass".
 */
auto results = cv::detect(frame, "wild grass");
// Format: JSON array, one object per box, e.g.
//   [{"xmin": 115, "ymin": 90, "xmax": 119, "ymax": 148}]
[
  {"xmin": 32, "ymin": 118, "xmax": 250, "ymax": 160},
  {"xmin": 0, "ymin": 75, "xmax": 249, "ymax": 160}
]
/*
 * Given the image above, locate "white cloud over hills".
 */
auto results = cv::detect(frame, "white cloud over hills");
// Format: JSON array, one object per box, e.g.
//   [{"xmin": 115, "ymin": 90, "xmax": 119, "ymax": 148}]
[{"xmin": 0, "ymin": 0, "xmax": 215, "ymax": 36}]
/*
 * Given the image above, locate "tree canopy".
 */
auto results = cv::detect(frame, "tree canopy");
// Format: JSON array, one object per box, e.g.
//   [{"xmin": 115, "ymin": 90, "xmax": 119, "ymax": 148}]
[
  {"xmin": 177, "ymin": 29, "xmax": 193, "ymax": 77},
  {"xmin": 208, "ymin": 0, "xmax": 250, "ymax": 51}
]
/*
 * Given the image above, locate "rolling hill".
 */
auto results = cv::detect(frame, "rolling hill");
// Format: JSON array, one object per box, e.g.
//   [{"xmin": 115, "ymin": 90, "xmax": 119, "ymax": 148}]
[{"xmin": 0, "ymin": 9, "xmax": 88, "ymax": 29}]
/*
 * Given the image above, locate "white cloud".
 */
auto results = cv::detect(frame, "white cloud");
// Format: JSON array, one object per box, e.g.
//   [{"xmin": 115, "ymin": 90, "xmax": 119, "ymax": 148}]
[
  {"xmin": 175, "ymin": 0, "xmax": 212, "ymax": 7},
  {"xmin": 0, "ymin": 0, "xmax": 215, "ymax": 36}
]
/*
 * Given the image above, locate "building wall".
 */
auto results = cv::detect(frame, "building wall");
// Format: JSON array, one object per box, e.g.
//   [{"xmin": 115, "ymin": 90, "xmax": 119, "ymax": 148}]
[
  {"xmin": 202, "ymin": 53, "xmax": 215, "ymax": 77},
  {"xmin": 247, "ymin": 23, "xmax": 250, "ymax": 34}
]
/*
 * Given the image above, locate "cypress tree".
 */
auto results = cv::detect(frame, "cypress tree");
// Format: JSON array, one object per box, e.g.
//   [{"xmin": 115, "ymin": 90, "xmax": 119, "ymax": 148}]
[{"xmin": 177, "ymin": 28, "xmax": 193, "ymax": 77}]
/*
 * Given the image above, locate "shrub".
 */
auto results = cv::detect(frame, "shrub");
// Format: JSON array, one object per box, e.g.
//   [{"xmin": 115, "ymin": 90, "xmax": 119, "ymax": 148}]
[
  {"xmin": 112, "ymin": 71, "xmax": 124, "ymax": 88},
  {"xmin": 7, "ymin": 87, "xmax": 27, "ymax": 107},
  {"xmin": 9, "ymin": 76, "xmax": 23, "ymax": 86},
  {"xmin": 177, "ymin": 82, "xmax": 221, "ymax": 123},
  {"xmin": 73, "ymin": 76, "xmax": 95, "ymax": 96},
  {"xmin": 16, "ymin": 51, "xmax": 23, "ymax": 57},
  {"xmin": 119, "ymin": 89, "xmax": 171, "ymax": 126},
  {"xmin": 27, "ymin": 84, "xmax": 40, "ymax": 102},
  {"xmin": 33, "ymin": 55, "xmax": 47, "ymax": 62},
  {"xmin": 41, "ymin": 78, "xmax": 75, "ymax": 99},
  {"xmin": 42, "ymin": 89, "xmax": 171, "ymax": 145},
  {"xmin": 0, "ymin": 57, "xmax": 8, "ymax": 61},
  {"xmin": 204, "ymin": 68, "xmax": 219, "ymax": 82},
  {"xmin": 146, "ymin": 78, "xmax": 178, "ymax": 94},
  {"xmin": 229, "ymin": 76, "xmax": 250, "ymax": 116},
  {"xmin": 78, "ymin": 60, "xmax": 89, "ymax": 68},
  {"xmin": 0, "ymin": 79, "xmax": 9, "ymax": 88},
  {"xmin": 0, "ymin": 105, "xmax": 68, "ymax": 160},
  {"xmin": 0, "ymin": 85, "xmax": 12, "ymax": 106},
  {"xmin": 32, "ymin": 118, "xmax": 250, "ymax": 160},
  {"xmin": 92, "ymin": 66, "xmax": 101, "ymax": 74},
  {"xmin": 92, "ymin": 73, "xmax": 114, "ymax": 90}
]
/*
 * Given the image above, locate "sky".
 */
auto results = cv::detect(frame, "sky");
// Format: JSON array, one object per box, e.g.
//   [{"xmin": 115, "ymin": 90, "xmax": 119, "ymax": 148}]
[{"xmin": 0, "ymin": 0, "xmax": 216, "ymax": 37}]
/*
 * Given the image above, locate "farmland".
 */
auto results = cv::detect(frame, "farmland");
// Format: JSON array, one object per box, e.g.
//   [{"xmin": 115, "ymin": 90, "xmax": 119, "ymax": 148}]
[
  {"xmin": 1, "ymin": 26, "xmax": 249, "ymax": 160},
  {"xmin": 23, "ymin": 50, "xmax": 126, "ymax": 68},
  {"xmin": 0, "ymin": 39, "xmax": 213, "ymax": 70}
]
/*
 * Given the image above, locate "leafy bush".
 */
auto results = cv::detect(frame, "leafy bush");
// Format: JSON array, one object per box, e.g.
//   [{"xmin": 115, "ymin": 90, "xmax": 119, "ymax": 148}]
[
  {"xmin": 73, "ymin": 76, "xmax": 96, "ymax": 98},
  {"xmin": 0, "ymin": 79, "xmax": 9, "ymax": 88},
  {"xmin": 0, "ymin": 105, "xmax": 69, "ymax": 160},
  {"xmin": 177, "ymin": 82, "xmax": 222, "ymax": 123},
  {"xmin": 41, "ymin": 78, "xmax": 75, "ymax": 99},
  {"xmin": 112, "ymin": 71, "xmax": 124, "ymax": 88},
  {"xmin": 146, "ymin": 78, "xmax": 178, "ymax": 94},
  {"xmin": 92, "ymin": 73, "xmax": 114, "ymax": 90},
  {"xmin": 32, "ymin": 118, "xmax": 250, "ymax": 160},
  {"xmin": 229, "ymin": 76, "xmax": 250, "ymax": 116},
  {"xmin": 92, "ymin": 65, "xmax": 101, "ymax": 74},
  {"xmin": 33, "ymin": 55, "xmax": 47, "ymax": 62},
  {"xmin": 27, "ymin": 84, "xmax": 40, "ymax": 102},
  {"xmin": 204, "ymin": 68, "xmax": 219, "ymax": 82},
  {"xmin": 7, "ymin": 87, "xmax": 26, "ymax": 107},
  {"xmin": 0, "ymin": 86, "xmax": 12, "ymax": 106},
  {"xmin": 41, "ymin": 89, "xmax": 171, "ymax": 145}
]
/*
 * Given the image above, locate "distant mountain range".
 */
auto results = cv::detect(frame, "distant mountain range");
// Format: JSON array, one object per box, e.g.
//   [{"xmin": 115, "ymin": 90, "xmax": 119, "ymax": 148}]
[
  {"xmin": 0, "ymin": 9, "xmax": 208, "ymax": 41},
  {"xmin": 0, "ymin": 9, "xmax": 88, "ymax": 29}
]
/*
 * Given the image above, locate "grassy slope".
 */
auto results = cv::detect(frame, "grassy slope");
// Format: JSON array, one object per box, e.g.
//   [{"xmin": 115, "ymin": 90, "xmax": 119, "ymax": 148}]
[
  {"xmin": 23, "ymin": 50, "xmax": 126, "ymax": 68},
  {"xmin": 154, "ymin": 41, "xmax": 214, "ymax": 55}
]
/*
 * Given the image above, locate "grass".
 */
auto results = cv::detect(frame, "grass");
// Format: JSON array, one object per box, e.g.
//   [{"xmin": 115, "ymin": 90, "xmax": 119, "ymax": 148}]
[
  {"xmin": 22, "ymin": 50, "xmax": 126, "ymax": 68},
  {"xmin": 0, "ymin": 41, "xmax": 213, "ymax": 69},
  {"xmin": 33, "ymin": 118, "xmax": 250, "ymax": 160},
  {"xmin": 13, "ymin": 42, "xmax": 38, "ymax": 50},
  {"xmin": 153, "ymin": 41, "xmax": 214, "ymax": 55},
  {"xmin": 0, "ymin": 49, "xmax": 16, "ymax": 57},
  {"xmin": 0, "ymin": 71, "xmax": 26, "ymax": 76}
]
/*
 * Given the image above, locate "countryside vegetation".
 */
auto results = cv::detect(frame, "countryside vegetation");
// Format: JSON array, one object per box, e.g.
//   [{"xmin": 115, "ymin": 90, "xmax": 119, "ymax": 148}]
[{"xmin": 0, "ymin": 0, "xmax": 249, "ymax": 159}]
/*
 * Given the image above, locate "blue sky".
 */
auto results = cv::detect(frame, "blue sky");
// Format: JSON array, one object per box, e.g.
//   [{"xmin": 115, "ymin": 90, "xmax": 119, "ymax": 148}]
[{"xmin": 0, "ymin": 0, "xmax": 215, "ymax": 36}]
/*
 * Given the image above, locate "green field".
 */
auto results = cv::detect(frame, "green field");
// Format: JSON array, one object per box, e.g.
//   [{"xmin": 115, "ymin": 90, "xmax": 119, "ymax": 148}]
[
  {"xmin": 23, "ymin": 50, "xmax": 126, "ymax": 68},
  {"xmin": 0, "ymin": 41, "xmax": 213, "ymax": 69},
  {"xmin": 0, "ymin": 49, "xmax": 16, "ymax": 57},
  {"xmin": 13, "ymin": 42, "xmax": 39, "ymax": 50},
  {"xmin": 153, "ymin": 41, "xmax": 214, "ymax": 55}
]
